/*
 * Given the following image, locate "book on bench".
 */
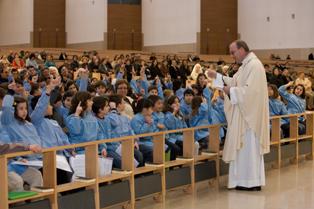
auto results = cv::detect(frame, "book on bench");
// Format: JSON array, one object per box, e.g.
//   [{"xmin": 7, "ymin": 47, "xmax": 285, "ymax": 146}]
[
  {"xmin": 74, "ymin": 176, "xmax": 96, "ymax": 183},
  {"xmin": 8, "ymin": 191, "xmax": 38, "ymax": 200},
  {"xmin": 31, "ymin": 186, "xmax": 54, "ymax": 193}
]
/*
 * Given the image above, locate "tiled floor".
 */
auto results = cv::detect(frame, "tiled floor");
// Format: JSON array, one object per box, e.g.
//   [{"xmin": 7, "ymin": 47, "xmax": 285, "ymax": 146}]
[{"xmin": 134, "ymin": 160, "xmax": 314, "ymax": 209}]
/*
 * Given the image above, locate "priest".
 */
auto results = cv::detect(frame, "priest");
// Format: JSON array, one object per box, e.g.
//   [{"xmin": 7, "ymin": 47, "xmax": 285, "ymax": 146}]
[{"xmin": 207, "ymin": 40, "xmax": 270, "ymax": 191}]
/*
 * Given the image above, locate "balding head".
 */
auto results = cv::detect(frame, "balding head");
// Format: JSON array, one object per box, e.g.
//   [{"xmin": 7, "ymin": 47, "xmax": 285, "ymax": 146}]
[{"xmin": 229, "ymin": 40, "xmax": 250, "ymax": 64}]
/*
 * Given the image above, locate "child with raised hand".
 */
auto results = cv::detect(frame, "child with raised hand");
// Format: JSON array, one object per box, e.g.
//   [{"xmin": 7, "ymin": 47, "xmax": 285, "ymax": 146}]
[
  {"xmin": 66, "ymin": 91, "xmax": 106, "ymax": 156},
  {"xmin": 1, "ymin": 81, "xmax": 43, "ymax": 191},
  {"xmin": 104, "ymin": 94, "xmax": 144, "ymax": 168},
  {"xmin": 279, "ymin": 81, "xmax": 306, "ymax": 137},
  {"xmin": 30, "ymin": 76, "xmax": 74, "ymax": 184},
  {"xmin": 279, "ymin": 81, "xmax": 306, "ymax": 114}
]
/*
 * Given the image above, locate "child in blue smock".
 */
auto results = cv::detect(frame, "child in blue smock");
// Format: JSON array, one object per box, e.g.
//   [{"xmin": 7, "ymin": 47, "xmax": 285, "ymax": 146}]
[
  {"xmin": 0, "ymin": 88, "xmax": 11, "ymax": 143},
  {"xmin": 1, "ymin": 82, "xmax": 43, "ymax": 191},
  {"xmin": 268, "ymin": 84, "xmax": 289, "ymax": 124},
  {"xmin": 180, "ymin": 89, "xmax": 194, "ymax": 126},
  {"xmin": 190, "ymin": 96, "xmax": 210, "ymax": 152},
  {"xmin": 66, "ymin": 91, "xmax": 106, "ymax": 155},
  {"xmin": 104, "ymin": 94, "xmax": 144, "ymax": 168},
  {"xmin": 148, "ymin": 95, "xmax": 178, "ymax": 160},
  {"xmin": 131, "ymin": 98, "xmax": 156, "ymax": 163},
  {"xmin": 164, "ymin": 95, "xmax": 188, "ymax": 157},
  {"xmin": 279, "ymin": 82, "xmax": 306, "ymax": 137},
  {"xmin": 31, "ymin": 80, "xmax": 74, "ymax": 184}
]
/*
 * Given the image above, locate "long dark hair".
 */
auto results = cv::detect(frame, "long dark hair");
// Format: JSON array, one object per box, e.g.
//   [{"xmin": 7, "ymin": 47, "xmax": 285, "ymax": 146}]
[
  {"xmin": 196, "ymin": 73, "xmax": 206, "ymax": 87},
  {"xmin": 69, "ymin": 91, "xmax": 92, "ymax": 117},
  {"xmin": 14, "ymin": 96, "xmax": 31, "ymax": 122},
  {"xmin": 293, "ymin": 84, "xmax": 306, "ymax": 99},
  {"xmin": 191, "ymin": 96, "xmax": 203, "ymax": 116},
  {"xmin": 163, "ymin": 95, "xmax": 178, "ymax": 113},
  {"xmin": 268, "ymin": 84, "xmax": 279, "ymax": 99}
]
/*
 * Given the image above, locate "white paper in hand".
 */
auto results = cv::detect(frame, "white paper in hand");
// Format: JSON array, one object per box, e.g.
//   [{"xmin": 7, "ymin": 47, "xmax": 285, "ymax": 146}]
[
  {"xmin": 12, "ymin": 155, "xmax": 72, "ymax": 172},
  {"xmin": 213, "ymin": 73, "xmax": 224, "ymax": 90}
]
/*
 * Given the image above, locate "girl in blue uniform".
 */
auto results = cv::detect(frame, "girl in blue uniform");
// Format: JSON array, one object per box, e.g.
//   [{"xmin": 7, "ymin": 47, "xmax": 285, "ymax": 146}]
[
  {"xmin": 148, "ymin": 95, "xmax": 178, "ymax": 160},
  {"xmin": 131, "ymin": 98, "xmax": 156, "ymax": 163},
  {"xmin": 163, "ymin": 95, "xmax": 188, "ymax": 157},
  {"xmin": 1, "ymin": 82, "xmax": 43, "ymax": 190},
  {"xmin": 268, "ymin": 84, "xmax": 289, "ymax": 124},
  {"xmin": 190, "ymin": 96, "xmax": 210, "ymax": 152},
  {"xmin": 279, "ymin": 82, "xmax": 306, "ymax": 137},
  {"xmin": 66, "ymin": 91, "xmax": 106, "ymax": 155}
]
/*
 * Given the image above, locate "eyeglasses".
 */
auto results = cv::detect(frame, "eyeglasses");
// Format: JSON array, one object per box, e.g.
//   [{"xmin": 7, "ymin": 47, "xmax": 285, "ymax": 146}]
[{"xmin": 117, "ymin": 87, "xmax": 128, "ymax": 90}]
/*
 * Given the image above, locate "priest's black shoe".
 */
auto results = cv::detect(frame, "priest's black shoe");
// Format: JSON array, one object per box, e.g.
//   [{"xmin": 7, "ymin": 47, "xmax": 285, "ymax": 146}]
[{"xmin": 235, "ymin": 186, "xmax": 261, "ymax": 191}]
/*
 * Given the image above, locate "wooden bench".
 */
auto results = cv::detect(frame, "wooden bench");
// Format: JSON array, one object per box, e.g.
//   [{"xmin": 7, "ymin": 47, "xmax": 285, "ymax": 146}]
[{"xmin": 0, "ymin": 124, "xmax": 221, "ymax": 209}]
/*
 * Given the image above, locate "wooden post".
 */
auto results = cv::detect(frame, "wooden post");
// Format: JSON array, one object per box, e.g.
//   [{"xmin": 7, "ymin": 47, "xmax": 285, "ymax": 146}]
[
  {"xmin": 183, "ymin": 130, "xmax": 194, "ymax": 158},
  {"xmin": 153, "ymin": 134, "xmax": 165, "ymax": 164},
  {"xmin": 306, "ymin": 113, "xmax": 314, "ymax": 160},
  {"xmin": 209, "ymin": 126, "xmax": 220, "ymax": 153},
  {"xmin": 209, "ymin": 125, "xmax": 220, "ymax": 187},
  {"xmin": 43, "ymin": 150, "xmax": 58, "ymax": 209},
  {"xmin": 121, "ymin": 139, "xmax": 134, "ymax": 171},
  {"xmin": 121, "ymin": 138, "xmax": 135, "ymax": 209},
  {"xmin": 183, "ymin": 130, "xmax": 195, "ymax": 193},
  {"xmin": 271, "ymin": 118, "xmax": 281, "ymax": 168},
  {"xmin": 153, "ymin": 134, "xmax": 166, "ymax": 203},
  {"xmin": 85, "ymin": 144, "xmax": 100, "ymax": 209},
  {"xmin": 290, "ymin": 116, "xmax": 299, "ymax": 164},
  {"xmin": 0, "ymin": 156, "xmax": 8, "ymax": 209}
]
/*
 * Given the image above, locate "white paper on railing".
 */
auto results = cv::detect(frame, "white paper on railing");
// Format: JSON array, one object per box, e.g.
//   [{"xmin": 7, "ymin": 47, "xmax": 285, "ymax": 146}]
[
  {"xmin": 115, "ymin": 144, "xmax": 139, "ymax": 167},
  {"xmin": 69, "ymin": 154, "xmax": 113, "ymax": 179},
  {"xmin": 11, "ymin": 155, "xmax": 72, "ymax": 172}
]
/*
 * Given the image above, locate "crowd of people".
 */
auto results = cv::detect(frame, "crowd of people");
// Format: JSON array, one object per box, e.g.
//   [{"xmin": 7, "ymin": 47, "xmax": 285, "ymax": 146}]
[{"xmin": 0, "ymin": 49, "xmax": 310, "ymax": 192}]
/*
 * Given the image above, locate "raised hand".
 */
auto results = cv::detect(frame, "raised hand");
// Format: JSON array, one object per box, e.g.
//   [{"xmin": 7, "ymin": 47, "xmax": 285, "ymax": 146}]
[
  {"xmin": 75, "ymin": 101, "xmax": 83, "ymax": 117},
  {"xmin": 8, "ymin": 82, "xmax": 18, "ymax": 92}
]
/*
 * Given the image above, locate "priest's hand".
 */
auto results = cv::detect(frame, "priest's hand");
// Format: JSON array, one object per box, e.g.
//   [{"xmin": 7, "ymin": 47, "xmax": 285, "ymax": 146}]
[{"xmin": 206, "ymin": 69, "xmax": 217, "ymax": 79}]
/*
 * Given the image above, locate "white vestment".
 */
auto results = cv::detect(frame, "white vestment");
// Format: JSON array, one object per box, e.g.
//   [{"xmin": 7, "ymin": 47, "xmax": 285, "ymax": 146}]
[
  {"xmin": 213, "ymin": 52, "xmax": 269, "ymax": 188},
  {"xmin": 228, "ymin": 84, "xmax": 265, "ymax": 188}
]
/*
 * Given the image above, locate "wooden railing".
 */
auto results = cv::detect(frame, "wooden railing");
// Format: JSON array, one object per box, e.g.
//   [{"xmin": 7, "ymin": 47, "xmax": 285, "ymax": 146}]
[
  {"xmin": 1, "ymin": 112, "xmax": 313, "ymax": 209},
  {"xmin": 0, "ymin": 125, "xmax": 221, "ymax": 209}
]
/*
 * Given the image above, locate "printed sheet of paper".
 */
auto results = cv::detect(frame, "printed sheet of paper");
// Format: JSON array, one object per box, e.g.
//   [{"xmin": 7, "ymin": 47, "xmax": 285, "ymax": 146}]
[{"xmin": 12, "ymin": 155, "xmax": 72, "ymax": 172}]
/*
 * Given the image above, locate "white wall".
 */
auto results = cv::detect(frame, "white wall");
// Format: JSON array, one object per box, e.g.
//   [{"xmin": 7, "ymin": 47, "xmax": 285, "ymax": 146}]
[
  {"xmin": 238, "ymin": 0, "xmax": 314, "ymax": 50},
  {"xmin": 66, "ymin": 0, "xmax": 107, "ymax": 44},
  {"xmin": 0, "ymin": 0, "xmax": 33, "ymax": 46},
  {"xmin": 142, "ymin": 0, "xmax": 200, "ymax": 46}
]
